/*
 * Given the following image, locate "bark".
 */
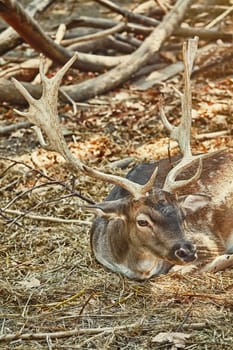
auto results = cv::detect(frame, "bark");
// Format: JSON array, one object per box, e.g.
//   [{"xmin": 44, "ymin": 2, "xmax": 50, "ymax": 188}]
[
  {"xmin": 62, "ymin": 0, "xmax": 195, "ymax": 101},
  {"xmin": 68, "ymin": 15, "xmax": 233, "ymax": 42},
  {"xmin": 0, "ymin": 0, "xmax": 194, "ymax": 105},
  {"xmin": 0, "ymin": 0, "xmax": 54, "ymax": 55},
  {"xmin": 94, "ymin": 0, "xmax": 233, "ymax": 42},
  {"xmin": 0, "ymin": 78, "xmax": 42, "ymax": 105},
  {"xmin": 68, "ymin": 36, "xmax": 135, "ymax": 54},
  {"xmin": 0, "ymin": 0, "xmax": 127, "ymax": 72},
  {"xmin": 67, "ymin": 16, "xmax": 152, "ymax": 36},
  {"xmin": 95, "ymin": 0, "xmax": 160, "ymax": 26}
]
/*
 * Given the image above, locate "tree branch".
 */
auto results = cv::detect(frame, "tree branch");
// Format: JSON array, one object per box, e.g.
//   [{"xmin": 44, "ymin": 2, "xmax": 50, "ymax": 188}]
[
  {"xmin": 0, "ymin": 0, "xmax": 194, "ymax": 105},
  {"xmin": 0, "ymin": 321, "xmax": 141, "ymax": 343},
  {"xmin": 0, "ymin": 0, "xmax": 54, "ymax": 55},
  {"xmin": 0, "ymin": 0, "xmax": 127, "ymax": 72}
]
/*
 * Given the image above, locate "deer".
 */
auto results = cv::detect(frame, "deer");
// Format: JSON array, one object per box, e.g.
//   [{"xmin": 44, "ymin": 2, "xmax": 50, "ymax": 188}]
[{"xmin": 12, "ymin": 37, "xmax": 233, "ymax": 281}]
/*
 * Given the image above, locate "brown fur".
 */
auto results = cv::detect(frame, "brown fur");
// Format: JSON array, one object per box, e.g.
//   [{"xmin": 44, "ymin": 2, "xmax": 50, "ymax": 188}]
[{"xmin": 90, "ymin": 149, "xmax": 233, "ymax": 279}]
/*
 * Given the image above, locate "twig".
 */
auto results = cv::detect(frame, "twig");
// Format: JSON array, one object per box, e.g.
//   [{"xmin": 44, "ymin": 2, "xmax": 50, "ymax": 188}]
[
  {"xmin": 95, "ymin": 0, "xmax": 232, "ymax": 41},
  {"xmin": 0, "ymin": 157, "xmax": 95, "ymax": 205},
  {"xmin": 73, "ymin": 331, "xmax": 110, "ymax": 349},
  {"xmin": 59, "ymin": 88, "xmax": 78, "ymax": 116},
  {"xmin": 1, "ymin": 181, "xmax": 63, "ymax": 211},
  {"xmin": 0, "ymin": 320, "xmax": 142, "ymax": 343},
  {"xmin": 32, "ymin": 23, "xmax": 67, "ymax": 84},
  {"xmin": 62, "ymin": 21, "xmax": 126, "ymax": 46},
  {"xmin": 156, "ymin": 0, "xmax": 170, "ymax": 13},
  {"xmin": 205, "ymin": 5, "xmax": 233, "ymax": 29},
  {"xmin": 195, "ymin": 130, "xmax": 229, "ymax": 140},
  {"xmin": 0, "ymin": 121, "xmax": 32, "ymax": 135},
  {"xmin": 3, "ymin": 209, "xmax": 91, "ymax": 225},
  {"xmin": 95, "ymin": 0, "xmax": 160, "ymax": 26},
  {"xmin": 0, "ymin": 58, "xmax": 40, "ymax": 79},
  {"xmin": 0, "ymin": 0, "xmax": 54, "ymax": 55}
]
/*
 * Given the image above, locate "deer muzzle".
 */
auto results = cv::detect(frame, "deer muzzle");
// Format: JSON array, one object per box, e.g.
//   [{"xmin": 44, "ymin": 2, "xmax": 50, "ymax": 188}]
[{"xmin": 172, "ymin": 240, "xmax": 197, "ymax": 263}]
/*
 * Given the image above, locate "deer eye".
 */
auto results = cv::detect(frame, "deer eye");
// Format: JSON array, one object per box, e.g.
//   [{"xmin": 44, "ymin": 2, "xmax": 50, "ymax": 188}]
[{"xmin": 137, "ymin": 219, "xmax": 149, "ymax": 227}]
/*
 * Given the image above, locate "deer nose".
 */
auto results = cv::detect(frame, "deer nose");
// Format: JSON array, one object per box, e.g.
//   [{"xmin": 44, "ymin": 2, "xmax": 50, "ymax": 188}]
[{"xmin": 173, "ymin": 241, "xmax": 197, "ymax": 263}]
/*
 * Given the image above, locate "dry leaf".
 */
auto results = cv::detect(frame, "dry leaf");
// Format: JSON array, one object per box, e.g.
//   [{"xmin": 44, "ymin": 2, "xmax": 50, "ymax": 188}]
[
  {"xmin": 152, "ymin": 332, "xmax": 192, "ymax": 349},
  {"xmin": 18, "ymin": 276, "xmax": 41, "ymax": 289}
]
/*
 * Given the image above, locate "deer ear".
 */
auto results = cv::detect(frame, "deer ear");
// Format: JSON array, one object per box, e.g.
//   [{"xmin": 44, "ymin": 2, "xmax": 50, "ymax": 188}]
[
  {"xmin": 85, "ymin": 198, "xmax": 128, "ymax": 220},
  {"xmin": 179, "ymin": 194, "xmax": 211, "ymax": 215}
]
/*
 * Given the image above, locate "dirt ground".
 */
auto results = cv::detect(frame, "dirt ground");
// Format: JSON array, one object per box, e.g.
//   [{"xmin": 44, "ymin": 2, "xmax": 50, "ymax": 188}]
[{"xmin": 0, "ymin": 1, "xmax": 233, "ymax": 349}]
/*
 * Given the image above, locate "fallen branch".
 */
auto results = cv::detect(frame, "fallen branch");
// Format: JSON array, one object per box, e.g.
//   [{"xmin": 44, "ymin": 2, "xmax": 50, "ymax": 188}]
[
  {"xmin": 62, "ymin": 21, "xmax": 126, "ymax": 46},
  {"xmin": 0, "ymin": 0, "xmax": 127, "ymax": 72},
  {"xmin": 95, "ymin": 0, "xmax": 160, "ymax": 27},
  {"xmin": 0, "ymin": 0, "xmax": 54, "ymax": 55},
  {"xmin": 205, "ymin": 4, "xmax": 233, "ymax": 29},
  {"xmin": 3, "ymin": 209, "xmax": 91, "ymax": 225},
  {"xmin": 68, "ymin": 35, "xmax": 135, "ymax": 54},
  {"xmin": 94, "ymin": 0, "xmax": 233, "ymax": 41},
  {"xmin": 0, "ymin": 120, "xmax": 32, "ymax": 135},
  {"xmin": 32, "ymin": 23, "xmax": 66, "ymax": 84},
  {"xmin": 67, "ymin": 15, "xmax": 153, "ymax": 36},
  {"xmin": 60, "ymin": 0, "xmax": 194, "ymax": 101},
  {"xmin": 0, "ymin": 321, "xmax": 141, "ymax": 343},
  {"xmin": 0, "ymin": 57, "xmax": 40, "ymax": 81},
  {"xmin": 67, "ymin": 14, "xmax": 233, "ymax": 42},
  {"xmin": 195, "ymin": 130, "xmax": 229, "ymax": 140},
  {"xmin": 0, "ymin": 0, "xmax": 194, "ymax": 105}
]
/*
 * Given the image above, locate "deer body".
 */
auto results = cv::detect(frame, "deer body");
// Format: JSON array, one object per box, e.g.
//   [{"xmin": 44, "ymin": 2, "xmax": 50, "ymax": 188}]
[{"xmin": 91, "ymin": 149, "xmax": 233, "ymax": 279}]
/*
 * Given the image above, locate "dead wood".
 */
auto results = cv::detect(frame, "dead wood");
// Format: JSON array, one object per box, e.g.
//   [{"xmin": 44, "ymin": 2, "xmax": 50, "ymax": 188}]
[
  {"xmin": 115, "ymin": 33, "xmax": 142, "ymax": 48},
  {"xmin": 0, "ymin": 0, "xmax": 193, "ymax": 106},
  {"xmin": 95, "ymin": 0, "xmax": 160, "ymax": 27},
  {"xmin": 0, "ymin": 0, "xmax": 127, "ymax": 72},
  {"xmin": 174, "ymin": 26, "xmax": 232, "ymax": 42},
  {"xmin": 132, "ymin": 61, "xmax": 184, "ymax": 90},
  {"xmin": 0, "ymin": 120, "xmax": 32, "ymax": 135},
  {"xmin": 67, "ymin": 16, "xmax": 153, "ymax": 36},
  {"xmin": 62, "ymin": 21, "xmax": 126, "ymax": 46},
  {"xmin": 60, "ymin": 0, "xmax": 195, "ymax": 101},
  {"xmin": 67, "ymin": 14, "xmax": 232, "ymax": 43},
  {"xmin": 0, "ymin": 78, "xmax": 42, "ymax": 105},
  {"xmin": 68, "ymin": 35, "xmax": 135, "ymax": 54},
  {"xmin": 0, "ymin": 0, "xmax": 54, "ymax": 55},
  {"xmin": 94, "ymin": 0, "xmax": 233, "ymax": 42},
  {"xmin": 0, "ymin": 321, "xmax": 141, "ymax": 343},
  {"xmin": 32, "ymin": 23, "xmax": 66, "ymax": 84},
  {"xmin": 0, "ymin": 58, "xmax": 39, "ymax": 80},
  {"xmin": 4, "ymin": 209, "xmax": 91, "ymax": 225}
]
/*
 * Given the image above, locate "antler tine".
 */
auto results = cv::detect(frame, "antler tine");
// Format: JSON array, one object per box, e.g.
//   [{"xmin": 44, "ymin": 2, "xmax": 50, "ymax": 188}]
[
  {"xmin": 12, "ymin": 53, "xmax": 153, "ymax": 200},
  {"xmin": 161, "ymin": 37, "xmax": 202, "ymax": 192}
]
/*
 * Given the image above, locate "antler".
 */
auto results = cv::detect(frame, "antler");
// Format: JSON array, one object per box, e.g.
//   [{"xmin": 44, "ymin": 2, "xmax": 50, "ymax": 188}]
[
  {"xmin": 161, "ymin": 37, "xmax": 202, "ymax": 192},
  {"xmin": 12, "ymin": 53, "xmax": 157, "ymax": 200}
]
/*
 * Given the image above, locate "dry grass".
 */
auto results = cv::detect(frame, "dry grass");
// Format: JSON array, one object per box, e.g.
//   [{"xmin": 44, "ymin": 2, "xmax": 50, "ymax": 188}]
[
  {"xmin": 1, "ymin": 150, "xmax": 233, "ymax": 350},
  {"xmin": 1, "ymin": 49, "xmax": 233, "ymax": 350}
]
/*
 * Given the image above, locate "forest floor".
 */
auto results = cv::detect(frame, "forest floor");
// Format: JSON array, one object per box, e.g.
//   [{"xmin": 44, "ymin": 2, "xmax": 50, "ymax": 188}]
[{"xmin": 0, "ymin": 1, "xmax": 233, "ymax": 349}]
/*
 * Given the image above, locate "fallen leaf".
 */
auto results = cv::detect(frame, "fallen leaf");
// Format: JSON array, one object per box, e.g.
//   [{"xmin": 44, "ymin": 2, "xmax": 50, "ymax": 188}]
[
  {"xmin": 152, "ymin": 332, "xmax": 192, "ymax": 349},
  {"xmin": 18, "ymin": 276, "xmax": 41, "ymax": 289}
]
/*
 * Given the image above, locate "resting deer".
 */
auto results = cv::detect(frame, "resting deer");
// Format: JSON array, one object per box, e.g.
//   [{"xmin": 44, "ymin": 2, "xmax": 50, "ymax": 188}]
[{"xmin": 13, "ymin": 38, "xmax": 233, "ymax": 280}]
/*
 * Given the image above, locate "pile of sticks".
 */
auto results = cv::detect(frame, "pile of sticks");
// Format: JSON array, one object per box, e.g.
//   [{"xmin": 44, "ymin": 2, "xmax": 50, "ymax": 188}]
[{"xmin": 0, "ymin": 0, "xmax": 232, "ymax": 105}]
